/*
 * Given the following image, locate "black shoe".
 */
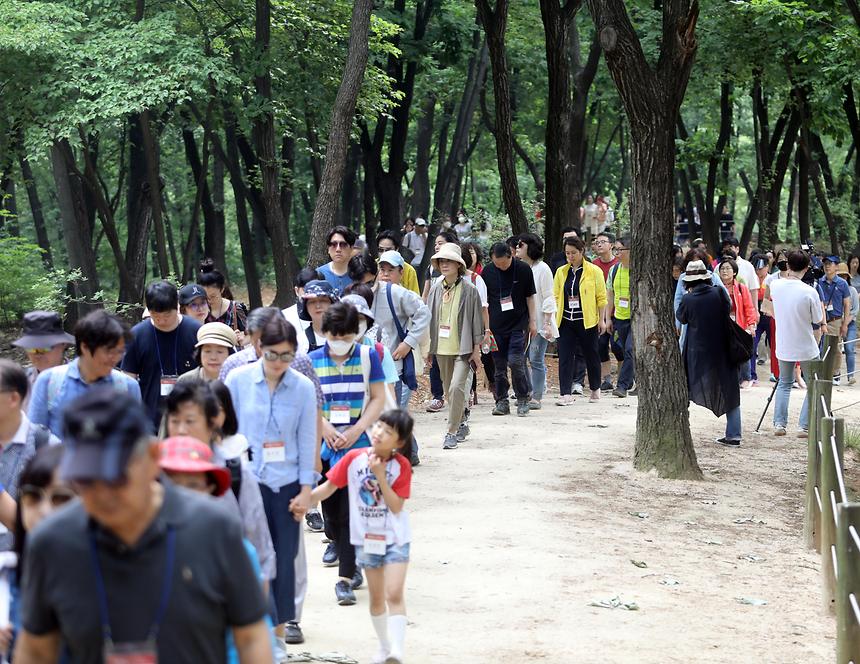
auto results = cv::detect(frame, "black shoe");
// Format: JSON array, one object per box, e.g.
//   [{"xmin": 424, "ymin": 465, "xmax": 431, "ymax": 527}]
[
  {"xmin": 322, "ymin": 541, "xmax": 338, "ymax": 567},
  {"xmin": 410, "ymin": 450, "xmax": 420, "ymax": 466},
  {"xmin": 492, "ymin": 400, "xmax": 510, "ymax": 416},
  {"xmin": 305, "ymin": 511, "xmax": 324, "ymax": 532},
  {"xmin": 715, "ymin": 437, "xmax": 741, "ymax": 447},
  {"xmin": 612, "ymin": 387, "xmax": 627, "ymax": 398},
  {"xmin": 628, "ymin": 386, "xmax": 638, "ymax": 396},
  {"xmin": 352, "ymin": 568, "xmax": 364, "ymax": 590},
  {"xmin": 516, "ymin": 401, "xmax": 529, "ymax": 417},
  {"xmin": 600, "ymin": 378, "xmax": 614, "ymax": 391},
  {"xmin": 335, "ymin": 580, "xmax": 356, "ymax": 606},
  {"xmin": 284, "ymin": 621, "xmax": 304, "ymax": 645}
]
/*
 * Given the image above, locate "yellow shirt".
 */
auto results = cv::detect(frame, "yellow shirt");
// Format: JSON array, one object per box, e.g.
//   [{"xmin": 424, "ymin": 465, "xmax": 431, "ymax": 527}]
[
  {"xmin": 436, "ymin": 281, "xmax": 462, "ymax": 355},
  {"xmin": 401, "ymin": 262, "xmax": 420, "ymax": 295}
]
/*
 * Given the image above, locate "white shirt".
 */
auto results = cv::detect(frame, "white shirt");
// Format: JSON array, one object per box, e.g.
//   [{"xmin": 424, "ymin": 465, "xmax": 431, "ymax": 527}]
[
  {"xmin": 282, "ymin": 304, "xmax": 311, "ymax": 354},
  {"xmin": 404, "ymin": 231, "xmax": 427, "ymax": 265},
  {"xmin": 736, "ymin": 257, "xmax": 758, "ymax": 293},
  {"xmin": 454, "ymin": 220, "xmax": 472, "ymax": 238},
  {"xmin": 770, "ymin": 278, "xmax": 823, "ymax": 362}
]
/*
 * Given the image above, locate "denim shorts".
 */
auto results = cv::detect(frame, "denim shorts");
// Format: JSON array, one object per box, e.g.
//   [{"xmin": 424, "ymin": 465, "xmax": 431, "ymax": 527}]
[{"xmin": 356, "ymin": 542, "xmax": 411, "ymax": 569}]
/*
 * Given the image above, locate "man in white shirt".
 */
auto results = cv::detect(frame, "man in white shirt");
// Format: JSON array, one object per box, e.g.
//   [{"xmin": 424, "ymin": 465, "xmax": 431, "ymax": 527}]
[
  {"xmin": 404, "ymin": 218, "xmax": 428, "ymax": 267},
  {"xmin": 770, "ymin": 250, "xmax": 825, "ymax": 437},
  {"xmin": 721, "ymin": 237, "xmax": 759, "ymax": 305}
]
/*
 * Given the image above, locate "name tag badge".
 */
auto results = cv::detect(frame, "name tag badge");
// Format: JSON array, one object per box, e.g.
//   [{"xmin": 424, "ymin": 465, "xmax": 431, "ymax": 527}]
[
  {"xmin": 262, "ymin": 441, "xmax": 286, "ymax": 464},
  {"xmin": 159, "ymin": 376, "xmax": 177, "ymax": 397},
  {"xmin": 104, "ymin": 640, "xmax": 158, "ymax": 664},
  {"xmin": 363, "ymin": 533, "xmax": 387, "ymax": 555},
  {"xmin": 568, "ymin": 296, "xmax": 580, "ymax": 310},
  {"xmin": 439, "ymin": 324, "xmax": 451, "ymax": 339},
  {"xmin": 329, "ymin": 402, "xmax": 351, "ymax": 425},
  {"xmin": 826, "ymin": 303, "xmax": 834, "ymax": 312},
  {"xmin": 618, "ymin": 298, "xmax": 629, "ymax": 309},
  {"xmin": 500, "ymin": 296, "xmax": 514, "ymax": 312}
]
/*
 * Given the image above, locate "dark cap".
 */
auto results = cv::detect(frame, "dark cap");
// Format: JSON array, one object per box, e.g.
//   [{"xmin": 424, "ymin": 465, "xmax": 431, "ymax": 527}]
[
  {"xmin": 13, "ymin": 311, "xmax": 74, "ymax": 349},
  {"xmin": 178, "ymin": 283, "xmax": 207, "ymax": 305},
  {"xmin": 59, "ymin": 389, "xmax": 153, "ymax": 483},
  {"xmin": 824, "ymin": 255, "xmax": 840, "ymax": 265},
  {"xmin": 299, "ymin": 280, "xmax": 339, "ymax": 321}
]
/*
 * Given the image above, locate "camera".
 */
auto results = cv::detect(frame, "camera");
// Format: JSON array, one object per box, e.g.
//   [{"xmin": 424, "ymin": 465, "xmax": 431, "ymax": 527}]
[{"xmin": 800, "ymin": 243, "xmax": 824, "ymax": 284}]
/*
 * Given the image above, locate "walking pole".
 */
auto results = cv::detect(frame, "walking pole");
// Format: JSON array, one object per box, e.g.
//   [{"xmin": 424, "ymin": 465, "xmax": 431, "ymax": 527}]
[{"xmin": 754, "ymin": 378, "xmax": 779, "ymax": 433}]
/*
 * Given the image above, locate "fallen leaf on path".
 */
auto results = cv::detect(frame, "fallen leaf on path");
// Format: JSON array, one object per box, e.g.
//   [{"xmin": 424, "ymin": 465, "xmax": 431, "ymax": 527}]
[
  {"xmin": 631, "ymin": 560, "xmax": 648, "ymax": 568},
  {"xmin": 683, "ymin": 521, "xmax": 698, "ymax": 526},
  {"xmin": 588, "ymin": 424, "xmax": 609, "ymax": 428},
  {"xmin": 700, "ymin": 500, "xmax": 717, "ymax": 505},
  {"xmin": 735, "ymin": 597, "xmax": 768, "ymax": 606},
  {"xmin": 528, "ymin": 457, "xmax": 543, "ymax": 462},
  {"xmin": 660, "ymin": 577, "xmax": 681, "ymax": 586},
  {"xmin": 701, "ymin": 538, "xmax": 723, "ymax": 545},
  {"xmin": 628, "ymin": 511, "xmax": 650, "ymax": 519},
  {"xmin": 733, "ymin": 517, "xmax": 766, "ymax": 525},
  {"xmin": 738, "ymin": 554, "xmax": 766, "ymax": 563},
  {"xmin": 588, "ymin": 596, "xmax": 640, "ymax": 611}
]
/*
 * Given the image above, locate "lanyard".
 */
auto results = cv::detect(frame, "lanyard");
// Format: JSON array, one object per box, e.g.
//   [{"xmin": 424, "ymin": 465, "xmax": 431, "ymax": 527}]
[
  {"xmin": 496, "ymin": 265, "xmax": 515, "ymax": 300},
  {"xmin": 89, "ymin": 526, "xmax": 176, "ymax": 644},
  {"xmin": 151, "ymin": 323, "xmax": 179, "ymax": 376},
  {"xmin": 569, "ymin": 265, "xmax": 582, "ymax": 298},
  {"xmin": 821, "ymin": 279, "xmax": 839, "ymax": 306}
]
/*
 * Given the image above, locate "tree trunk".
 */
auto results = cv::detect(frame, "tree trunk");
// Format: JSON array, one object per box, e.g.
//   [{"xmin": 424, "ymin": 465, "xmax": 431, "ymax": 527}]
[
  {"xmin": 0, "ymin": 155, "xmax": 18, "ymax": 237},
  {"xmin": 123, "ymin": 113, "xmax": 154, "ymax": 306},
  {"xmin": 475, "ymin": 0, "xmax": 529, "ymax": 235},
  {"xmin": 17, "ymin": 145, "xmax": 53, "ymax": 267},
  {"xmin": 586, "ymin": 0, "xmax": 702, "ymax": 479},
  {"xmin": 412, "ymin": 93, "xmax": 435, "ymax": 220},
  {"xmin": 785, "ymin": 157, "xmax": 796, "ymax": 229},
  {"xmin": 338, "ymin": 141, "xmax": 362, "ymax": 230},
  {"xmin": 50, "ymin": 140, "xmax": 100, "ymax": 323},
  {"xmin": 306, "ymin": 0, "xmax": 373, "ymax": 269},
  {"xmin": 181, "ymin": 118, "xmax": 220, "ymax": 274},
  {"xmin": 798, "ymin": 138, "xmax": 810, "ymax": 243},
  {"xmin": 139, "ymin": 111, "xmax": 169, "ymax": 277},
  {"xmin": 211, "ymin": 151, "xmax": 227, "ymax": 277}
]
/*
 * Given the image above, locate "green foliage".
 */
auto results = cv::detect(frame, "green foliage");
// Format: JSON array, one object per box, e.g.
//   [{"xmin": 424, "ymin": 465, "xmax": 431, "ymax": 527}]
[{"xmin": 0, "ymin": 236, "xmax": 71, "ymax": 323}]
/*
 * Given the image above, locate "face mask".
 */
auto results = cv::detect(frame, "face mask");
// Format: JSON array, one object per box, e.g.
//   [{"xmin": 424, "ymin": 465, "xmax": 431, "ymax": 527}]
[
  {"xmin": 327, "ymin": 338, "xmax": 355, "ymax": 355},
  {"xmin": 357, "ymin": 321, "xmax": 368, "ymax": 338},
  {"xmin": 777, "ymin": 260, "xmax": 788, "ymax": 272},
  {"xmin": 458, "ymin": 215, "xmax": 466, "ymax": 223}
]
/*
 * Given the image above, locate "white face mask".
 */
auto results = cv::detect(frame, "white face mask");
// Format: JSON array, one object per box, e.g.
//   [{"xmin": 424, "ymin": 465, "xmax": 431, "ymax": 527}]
[
  {"xmin": 458, "ymin": 215, "xmax": 466, "ymax": 223},
  {"xmin": 357, "ymin": 320, "xmax": 368, "ymax": 338},
  {"xmin": 327, "ymin": 338, "xmax": 355, "ymax": 356}
]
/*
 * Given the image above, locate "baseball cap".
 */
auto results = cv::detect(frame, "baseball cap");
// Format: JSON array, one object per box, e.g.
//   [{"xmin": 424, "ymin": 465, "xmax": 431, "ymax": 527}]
[
  {"xmin": 178, "ymin": 283, "xmax": 207, "ymax": 305},
  {"xmin": 378, "ymin": 250, "xmax": 405, "ymax": 268},
  {"xmin": 824, "ymin": 255, "xmax": 840, "ymax": 265},
  {"xmin": 415, "ymin": 218, "xmax": 427, "ymax": 227},
  {"xmin": 159, "ymin": 437, "xmax": 231, "ymax": 497},
  {"xmin": 59, "ymin": 389, "xmax": 153, "ymax": 483},
  {"xmin": 195, "ymin": 322, "xmax": 237, "ymax": 349}
]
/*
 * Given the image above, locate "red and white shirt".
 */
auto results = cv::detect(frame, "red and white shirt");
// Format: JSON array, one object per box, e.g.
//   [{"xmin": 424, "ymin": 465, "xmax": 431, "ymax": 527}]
[{"xmin": 327, "ymin": 448, "xmax": 412, "ymax": 547}]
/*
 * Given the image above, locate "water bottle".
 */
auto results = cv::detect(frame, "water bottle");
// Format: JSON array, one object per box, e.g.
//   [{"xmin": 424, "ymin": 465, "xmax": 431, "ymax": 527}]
[{"xmin": 481, "ymin": 341, "xmax": 491, "ymax": 354}]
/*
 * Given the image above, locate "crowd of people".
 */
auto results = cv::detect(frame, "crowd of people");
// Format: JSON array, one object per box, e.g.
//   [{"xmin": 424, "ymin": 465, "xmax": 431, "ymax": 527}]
[{"xmin": 0, "ymin": 208, "xmax": 857, "ymax": 662}]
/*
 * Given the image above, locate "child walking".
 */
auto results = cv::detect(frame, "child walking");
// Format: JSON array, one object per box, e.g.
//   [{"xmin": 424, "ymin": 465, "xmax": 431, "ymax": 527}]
[{"xmin": 305, "ymin": 409, "xmax": 414, "ymax": 664}]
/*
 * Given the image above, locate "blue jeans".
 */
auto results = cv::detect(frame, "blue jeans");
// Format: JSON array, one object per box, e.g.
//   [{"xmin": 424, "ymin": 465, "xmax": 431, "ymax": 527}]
[
  {"xmin": 612, "ymin": 318, "xmax": 635, "ymax": 390},
  {"xmin": 773, "ymin": 359, "xmax": 813, "ymax": 430},
  {"xmin": 845, "ymin": 320, "xmax": 856, "ymax": 380},
  {"xmin": 528, "ymin": 334, "xmax": 549, "ymax": 401},
  {"xmin": 725, "ymin": 405, "xmax": 742, "ymax": 440}
]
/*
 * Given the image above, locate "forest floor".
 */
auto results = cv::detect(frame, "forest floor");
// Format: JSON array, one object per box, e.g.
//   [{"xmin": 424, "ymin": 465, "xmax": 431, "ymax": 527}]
[{"xmin": 299, "ymin": 357, "xmax": 860, "ymax": 663}]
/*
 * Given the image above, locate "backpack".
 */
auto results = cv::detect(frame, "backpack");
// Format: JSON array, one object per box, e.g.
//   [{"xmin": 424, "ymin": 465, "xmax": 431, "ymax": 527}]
[
  {"xmin": 32, "ymin": 424, "xmax": 51, "ymax": 450},
  {"xmin": 47, "ymin": 364, "xmax": 131, "ymax": 414},
  {"xmin": 225, "ymin": 457, "xmax": 242, "ymax": 499}
]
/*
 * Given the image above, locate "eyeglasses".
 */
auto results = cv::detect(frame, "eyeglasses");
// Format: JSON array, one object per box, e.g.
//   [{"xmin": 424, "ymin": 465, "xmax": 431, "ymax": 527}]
[
  {"xmin": 594, "ymin": 240, "xmax": 609, "ymax": 245},
  {"xmin": 263, "ymin": 350, "xmax": 295, "ymax": 362},
  {"xmin": 328, "ymin": 241, "xmax": 350, "ymax": 249},
  {"xmin": 26, "ymin": 347, "xmax": 56, "ymax": 355},
  {"xmin": 188, "ymin": 301, "xmax": 209, "ymax": 311},
  {"xmin": 19, "ymin": 484, "xmax": 76, "ymax": 507}
]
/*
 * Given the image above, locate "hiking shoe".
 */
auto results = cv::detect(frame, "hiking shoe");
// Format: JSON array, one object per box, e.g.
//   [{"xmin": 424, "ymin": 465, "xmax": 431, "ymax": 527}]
[
  {"xmin": 628, "ymin": 386, "xmax": 638, "ymax": 396},
  {"xmin": 456, "ymin": 421, "xmax": 470, "ymax": 442},
  {"xmin": 492, "ymin": 401, "xmax": 510, "ymax": 416},
  {"xmin": 410, "ymin": 450, "xmax": 421, "ymax": 466},
  {"xmin": 572, "ymin": 383, "xmax": 584, "ymax": 395},
  {"xmin": 773, "ymin": 426, "xmax": 787, "ymax": 436},
  {"xmin": 516, "ymin": 401, "xmax": 529, "ymax": 417},
  {"xmin": 612, "ymin": 387, "xmax": 627, "ymax": 398},
  {"xmin": 305, "ymin": 510, "xmax": 324, "ymax": 532},
  {"xmin": 600, "ymin": 378, "xmax": 614, "ymax": 391},
  {"xmin": 849, "ymin": 376, "xmax": 856, "ymax": 385},
  {"xmin": 352, "ymin": 568, "xmax": 364, "ymax": 590},
  {"xmin": 284, "ymin": 621, "xmax": 304, "ymax": 645},
  {"xmin": 322, "ymin": 542, "xmax": 338, "ymax": 567},
  {"xmin": 528, "ymin": 399, "xmax": 542, "ymax": 410},
  {"xmin": 556, "ymin": 394, "xmax": 574, "ymax": 406},
  {"xmin": 715, "ymin": 437, "xmax": 741, "ymax": 447},
  {"xmin": 797, "ymin": 430, "xmax": 808, "ymax": 439},
  {"xmin": 443, "ymin": 433, "xmax": 459, "ymax": 449},
  {"xmin": 425, "ymin": 398, "xmax": 445, "ymax": 412},
  {"xmin": 335, "ymin": 580, "xmax": 356, "ymax": 606}
]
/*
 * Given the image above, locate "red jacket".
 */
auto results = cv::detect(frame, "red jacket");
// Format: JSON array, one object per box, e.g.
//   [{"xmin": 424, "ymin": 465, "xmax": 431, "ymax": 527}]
[{"xmin": 728, "ymin": 281, "xmax": 757, "ymax": 331}]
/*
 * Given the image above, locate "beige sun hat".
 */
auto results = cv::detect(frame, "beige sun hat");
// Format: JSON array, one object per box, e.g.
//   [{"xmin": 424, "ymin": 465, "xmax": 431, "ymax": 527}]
[
  {"xmin": 682, "ymin": 259, "xmax": 711, "ymax": 283},
  {"xmin": 195, "ymin": 322, "xmax": 237, "ymax": 349},
  {"xmin": 431, "ymin": 243, "xmax": 467, "ymax": 275}
]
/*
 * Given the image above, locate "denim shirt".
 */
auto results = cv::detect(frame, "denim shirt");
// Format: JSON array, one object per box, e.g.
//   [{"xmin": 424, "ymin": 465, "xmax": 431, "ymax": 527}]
[{"xmin": 225, "ymin": 361, "xmax": 317, "ymax": 490}]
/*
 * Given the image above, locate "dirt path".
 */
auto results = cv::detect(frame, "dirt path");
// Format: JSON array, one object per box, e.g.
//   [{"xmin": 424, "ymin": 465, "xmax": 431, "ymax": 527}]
[{"xmin": 299, "ymin": 376, "xmax": 858, "ymax": 663}]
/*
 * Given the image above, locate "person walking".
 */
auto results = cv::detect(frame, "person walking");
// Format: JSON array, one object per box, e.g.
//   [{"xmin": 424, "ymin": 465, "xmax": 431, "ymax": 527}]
[
  {"xmin": 482, "ymin": 243, "xmax": 537, "ymax": 417},
  {"xmin": 12, "ymin": 311, "xmax": 74, "ymax": 412},
  {"xmin": 319, "ymin": 226, "xmax": 358, "ymax": 295},
  {"xmin": 750, "ymin": 254, "xmax": 772, "ymax": 385},
  {"xmin": 817, "ymin": 255, "xmax": 852, "ymax": 341},
  {"xmin": 426, "ymin": 243, "xmax": 484, "ymax": 448},
  {"xmin": 178, "ymin": 323, "xmax": 237, "ymax": 383},
  {"xmin": 717, "ymin": 257, "xmax": 757, "ymax": 389},
  {"xmin": 837, "ymin": 262, "xmax": 858, "ymax": 384},
  {"xmin": 403, "ymin": 218, "xmax": 428, "ymax": 269},
  {"xmin": 300, "ymin": 280, "xmax": 339, "ymax": 353},
  {"xmin": 376, "ymin": 231, "xmax": 420, "ymax": 295},
  {"xmin": 769, "ymin": 250, "xmax": 825, "ymax": 437},
  {"xmin": 16, "ymin": 389, "xmax": 273, "ymax": 663},
  {"xmin": 178, "ymin": 283, "xmax": 210, "ymax": 325},
  {"xmin": 200, "ymin": 259, "xmax": 248, "ymax": 344},
  {"xmin": 515, "ymin": 233, "xmax": 556, "ymax": 409},
  {"xmin": 677, "ymin": 260, "xmax": 743, "ymax": 446},
  {"xmin": 590, "ymin": 233, "xmax": 619, "ymax": 390},
  {"xmin": 605, "ymin": 236, "xmax": 635, "ymax": 397},
  {"xmin": 553, "ymin": 236, "xmax": 607, "ymax": 405},
  {"xmin": 283, "ymin": 267, "xmax": 322, "ymax": 352}
]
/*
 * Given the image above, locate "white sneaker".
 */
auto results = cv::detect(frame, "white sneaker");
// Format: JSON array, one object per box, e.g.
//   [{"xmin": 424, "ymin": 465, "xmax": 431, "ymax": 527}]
[
  {"xmin": 370, "ymin": 646, "xmax": 390, "ymax": 664},
  {"xmin": 555, "ymin": 395, "xmax": 574, "ymax": 406},
  {"xmin": 273, "ymin": 638, "xmax": 288, "ymax": 663},
  {"xmin": 572, "ymin": 383, "xmax": 584, "ymax": 395}
]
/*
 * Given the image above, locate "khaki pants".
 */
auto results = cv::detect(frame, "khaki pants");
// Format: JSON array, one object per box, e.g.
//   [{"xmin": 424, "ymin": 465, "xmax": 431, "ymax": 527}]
[
  {"xmin": 436, "ymin": 354, "xmax": 472, "ymax": 434},
  {"xmin": 826, "ymin": 317, "xmax": 843, "ymax": 336}
]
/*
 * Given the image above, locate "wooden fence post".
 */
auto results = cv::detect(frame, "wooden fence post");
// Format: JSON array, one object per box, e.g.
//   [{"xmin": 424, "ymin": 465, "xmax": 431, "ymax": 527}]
[
  {"xmin": 804, "ymin": 371, "xmax": 823, "ymax": 549},
  {"xmin": 837, "ymin": 503, "xmax": 860, "ymax": 663},
  {"xmin": 823, "ymin": 334, "xmax": 841, "ymax": 380},
  {"xmin": 820, "ymin": 417, "xmax": 838, "ymax": 612}
]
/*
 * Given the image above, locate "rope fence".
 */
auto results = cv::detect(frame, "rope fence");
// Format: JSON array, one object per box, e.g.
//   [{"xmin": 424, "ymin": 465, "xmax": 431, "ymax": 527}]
[{"xmin": 801, "ymin": 335, "xmax": 860, "ymax": 662}]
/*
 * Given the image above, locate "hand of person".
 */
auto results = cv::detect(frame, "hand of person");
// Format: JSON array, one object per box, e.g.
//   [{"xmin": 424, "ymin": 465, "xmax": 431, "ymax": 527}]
[
  {"xmin": 597, "ymin": 319, "xmax": 608, "ymax": 335},
  {"xmin": 841, "ymin": 324, "xmax": 849, "ymax": 338},
  {"xmin": 235, "ymin": 330, "xmax": 246, "ymax": 347},
  {"xmin": 392, "ymin": 341, "xmax": 413, "ymax": 361},
  {"xmin": 0, "ymin": 625, "xmax": 12, "ymax": 657},
  {"xmin": 470, "ymin": 348, "xmax": 482, "ymax": 366},
  {"xmin": 335, "ymin": 426, "xmax": 362, "ymax": 449},
  {"xmin": 604, "ymin": 319, "xmax": 613, "ymax": 335},
  {"xmin": 288, "ymin": 490, "xmax": 310, "ymax": 522},
  {"xmin": 321, "ymin": 420, "xmax": 340, "ymax": 448},
  {"xmin": 368, "ymin": 452, "xmax": 387, "ymax": 479},
  {"xmin": 528, "ymin": 320, "xmax": 537, "ymax": 339}
]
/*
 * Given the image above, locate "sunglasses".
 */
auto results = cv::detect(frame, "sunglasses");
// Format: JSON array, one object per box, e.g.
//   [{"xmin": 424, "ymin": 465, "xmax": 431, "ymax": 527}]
[
  {"xmin": 19, "ymin": 484, "xmax": 76, "ymax": 507},
  {"xmin": 263, "ymin": 350, "xmax": 295, "ymax": 362},
  {"xmin": 328, "ymin": 241, "xmax": 350, "ymax": 249},
  {"xmin": 26, "ymin": 347, "xmax": 56, "ymax": 355}
]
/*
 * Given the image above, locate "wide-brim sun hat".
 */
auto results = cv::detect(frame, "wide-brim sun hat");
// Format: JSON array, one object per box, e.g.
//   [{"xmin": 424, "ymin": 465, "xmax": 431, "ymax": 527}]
[
  {"xmin": 837, "ymin": 262, "xmax": 850, "ymax": 279},
  {"xmin": 195, "ymin": 322, "xmax": 237, "ymax": 349},
  {"xmin": 340, "ymin": 294, "xmax": 375, "ymax": 324},
  {"xmin": 682, "ymin": 259, "xmax": 711, "ymax": 283},
  {"xmin": 431, "ymin": 243, "xmax": 466, "ymax": 274},
  {"xmin": 13, "ymin": 311, "xmax": 75, "ymax": 349},
  {"xmin": 299, "ymin": 280, "xmax": 339, "ymax": 322},
  {"xmin": 159, "ymin": 436, "xmax": 231, "ymax": 497}
]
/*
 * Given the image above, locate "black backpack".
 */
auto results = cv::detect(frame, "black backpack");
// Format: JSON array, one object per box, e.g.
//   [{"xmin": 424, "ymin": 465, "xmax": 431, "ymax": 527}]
[{"xmin": 225, "ymin": 457, "xmax": 242, "ymax": 499}]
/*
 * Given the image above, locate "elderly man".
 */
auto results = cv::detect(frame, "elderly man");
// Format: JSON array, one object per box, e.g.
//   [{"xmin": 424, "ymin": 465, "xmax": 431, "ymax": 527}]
[
  {"xmin": 12, "ymin": 311, "xmax": 74, "ymax": 411},
  {"xmin": 15, "ymin": 389, "xmax": 273, "ymax": 663}
]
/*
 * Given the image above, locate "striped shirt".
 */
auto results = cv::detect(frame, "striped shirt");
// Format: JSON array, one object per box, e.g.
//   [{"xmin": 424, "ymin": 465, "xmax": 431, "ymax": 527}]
[{"xmin": 309, "ymin": 343, "xmax": 384, "ymax": 464}]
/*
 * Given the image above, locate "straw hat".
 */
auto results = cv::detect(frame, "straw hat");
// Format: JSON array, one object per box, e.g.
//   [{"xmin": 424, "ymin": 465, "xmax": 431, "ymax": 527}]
[
  {"xmin": 682, "ymin": 260, "xmax": 711, "ymax": 283},
  {"xmin": 431, "ymin": 243, "xmax": 466, "ymax": 274},
  {"xmin": 836, "ymin": 262, "xmax": 850, "ymax": 279},
  {"xmin": 195, "ymin": 322, "xmax": 237, "ymax": 349}
]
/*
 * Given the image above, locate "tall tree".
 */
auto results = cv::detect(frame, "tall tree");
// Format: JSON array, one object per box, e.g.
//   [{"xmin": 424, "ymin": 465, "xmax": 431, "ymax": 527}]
[{"xmin": 586, "ymin": 0, "xmax": 702, "ymax": 479}]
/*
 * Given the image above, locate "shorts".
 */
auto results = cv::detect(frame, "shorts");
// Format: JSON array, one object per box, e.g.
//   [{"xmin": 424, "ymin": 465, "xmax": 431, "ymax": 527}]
[{"xmin": 356, "ymin": 542, "xmax": 411, "ymax": 569}]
